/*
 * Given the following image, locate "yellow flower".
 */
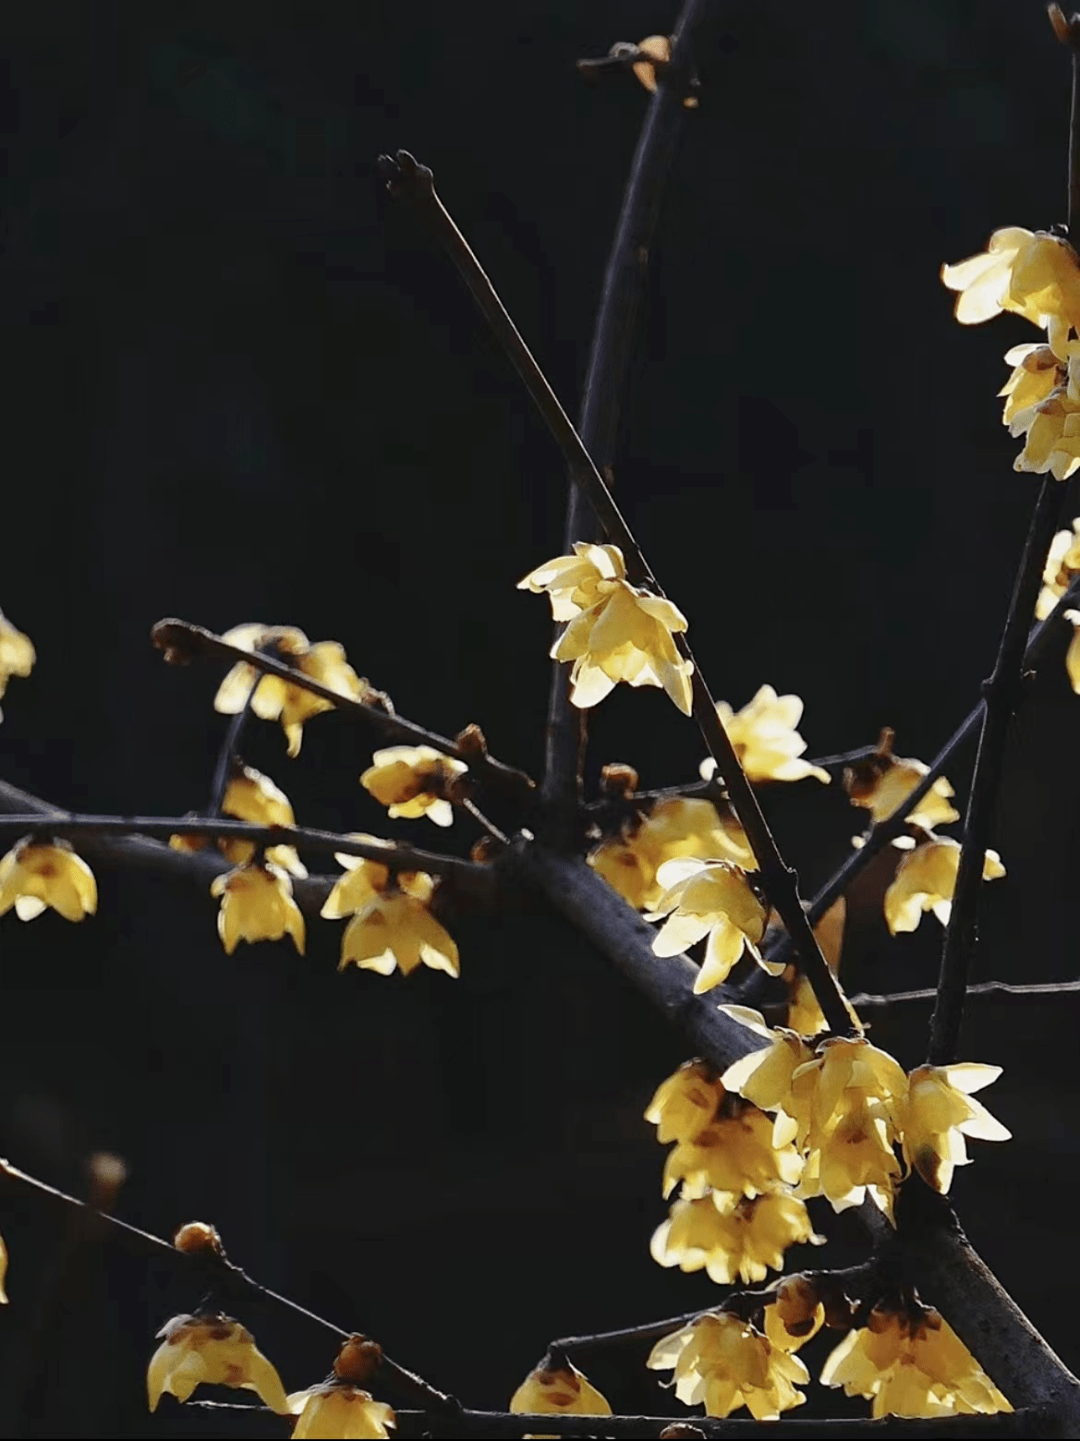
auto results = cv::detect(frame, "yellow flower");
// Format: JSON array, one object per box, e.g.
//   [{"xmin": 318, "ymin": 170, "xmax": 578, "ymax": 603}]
[
  {"xmin": 219, "ymin": 765, "xmax": 307, "ymax": 875},
  {"xmin": 1062, "ymin": 608, "xmax": 1080, "ymax": 691},
  {"xmin": 0, "ymin": 838, "xmax": 97, "ymax": 922},
  {"xmin": 1036, "ymin": 517, "xmax": 1080, "ymax": 617},
  {"xmin": 590, "ymin": 797, "xmax": 755, "ymax": 911},
  {"xmin": 783, "ymin": 898, "xmax": 845, "ymax": 1037},
  {"xmin": 821, "ymin": 1303, "xmax": 1011, "ymax": 1419},
  {"xmin": 0, "ymin": 610, "xmax": 34, "ymax": 721},
  {"xmin": 763, "ymin": 1276, "xmax": 825, "ymax": 1353},
  {"xmin": 902, "ymin": 1063, "xmax": 1010, "ymax": 1193},
  {"xmin": 648, "ymin": 858, "xmax": 771, "ymax": 992},
  {"xmin": 699, "ymin": 686, "xmax": 828, "ymax": 786},
  {"xmin": 519, "ymin": 543, "xmax": 694, "ymax": 713},
  {"xmin": 334, "ymin": 871, "xmax": 459, "ymax": 978},
  {"xmin": 884, "ymin": 837, "xmax": 1005, "ymax": 934},
  {"xmin": 941, "ymin": 226, "xmax": 1080, "ymax": 359},
  {"xmin": 510, "ymin": 1361, "xmax": 611, "ymax": 1417},
  {"xmin": 843, "ymin": 750, "xmax": 959, "ymax": 829},
  {"xmin": 214, "ymin": 624, "xmax": 369, "ymax": 757},
  {"xmin": 1007, "ymin": 364, "xmax": 1080, "ymax": 480},
  {"xmin": 147, "ymin": 1312, "xmax": 290, "ymax": 1413},
  {"xmin": 360, "ymin": 745, "xmax": 466, "ymax": 828},
  {"xmin": 210, "ymin": 861, "xmax": 305, "ymax": 955},
  {"xmin": 287, "ymin": 1384, "xmax": 396, "ymax": 1439},
  {"xmin": 999, "ymin": 343, "xmax": 1064, "ymax": 427},
  {"xmin": 648, "ymin": 1311, "xmax": 808, "ymax": 1420},
  {"xmin": 662, "ymin": 1104, "xmax": 803, "ymax": 1199},
  {"xmin": 645, "ymin": 1059, "xmax": 725, "ymax": 1143},
  {"xmin": 650, "ymin": 1190, "xmax": 821, "ymax": 1285}
]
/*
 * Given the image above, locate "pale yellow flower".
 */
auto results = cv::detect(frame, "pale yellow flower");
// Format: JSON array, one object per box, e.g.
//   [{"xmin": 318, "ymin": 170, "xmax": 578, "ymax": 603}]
[
  {"xmin": 662, "ymin": 1105, "xmax": 803, "ymax": 1200},
  {"xmin": 650, "ymin": 1189, "xmax": 821, "ymax": 1285},
  {"xmin": 942, "ymin": 226, "xmax": 1080, "ymax": 359},
  {"xmin": 763, "ymin": 1276, "xmax": 825, "ymax": 1353},
  {"xmin": 218, "ymin": 765, "xmax": 307, "ymax": 876},
  {"xmin": 210, "ymin": 861, "xmax": 305, "ymax": 955},
  {"xmin": 999, "ymin": 343, "xmax": 1064, "ymax": 427},
  {"xmin": 1036, "ymin": 517, "xmax": 1080, "ymax": 617},
  {"xmin": 648, "ymin": 1311, "xmax": 808, "ymax": 1420},
  {"xmin": 0, "ymin": 610, "xmax": 35, "ymax": 721},
  {"xmin": 337, "ymin": 873, "xmax": 459, "ymax": 978},
  {"xmin": 510, "ymin": 1361, "xmax": 611, "ymax": 1417},
  {"xmin": 844, "ymin": 751, "xmax": 959, "ymax": 829},
  {"xmin": 645, "ymin": 1059, "xmax": 725, "ymax": 1143},
  {"xmin": 287, "ymin": 1384, "xmax": 396, "ymax": 1439},
  {"xmin": 902, "ymin": 1063, "xmax": 1010, "ymax": 1193},
  {"xmin": 884, "ymin": 837, "xmax": 1005, "ymax": 934},
  {"xmin": 699, "ymin": 686, "xmax": 828, "ymax": 787},
  {"xmin": 1063, "ymin": 608, "xmax": 1080, "ymax": 691},
  {"xmin": 360, "ymin": 745, "xmax": 466, "ymax": 828},
  {"xmin": 520, "ymin": 543, "xmax": 694, "ymax": 713},
  {"xmin": 0, "ymin": 838, "xmax": 97, "ymax": 922},
  {"xmin": 214, "ymin": 624, "xmax": 369, "ymax": 757},
  {"xmin": 147, "ymin": 1313, "xmax": 290, "ymax": 1413},
  {"xmin": 648, "ymin": 858, "xmax": 771, "ymax": 992},
  {"xmin": 590, "ymin": 797, "xmax": 755, "ymax": 912},
  {"xmin": 821, "ymin": 1303, "xmax": 1011, "ymax": 1419},
  {"xmin": 1008, "ymin": 371, "xmax": 1080, "ymax": 480},
  {"xmin": 629, "ymin": 34, "xmax": 699, "ymax": 107}
]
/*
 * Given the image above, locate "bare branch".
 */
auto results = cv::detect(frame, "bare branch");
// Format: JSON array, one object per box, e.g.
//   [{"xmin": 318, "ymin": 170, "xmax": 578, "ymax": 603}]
[{"xmin": 846, "ymin": 979, "xmax": 1080, "ymax": 1011}]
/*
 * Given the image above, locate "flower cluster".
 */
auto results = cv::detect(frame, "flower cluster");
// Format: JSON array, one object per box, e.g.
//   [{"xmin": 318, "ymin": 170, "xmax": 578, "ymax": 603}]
[
  {"xmin": 519, "ymin": 543, "xmax": 694, "ymax": 713},
  {"xmin": 170, "ymin": 764, "xmax": 307, "ymax": 877},
  {"xmin": 321, "ymin": 840, "xmax": 459, "ymax": 977},
  {"xmin": 589, "ymin": 796, "xmax": 754, "ymax": 911},
  {"xmin": 648, "ymin": 1311, "xmax": 809, "ymax": 1419}
]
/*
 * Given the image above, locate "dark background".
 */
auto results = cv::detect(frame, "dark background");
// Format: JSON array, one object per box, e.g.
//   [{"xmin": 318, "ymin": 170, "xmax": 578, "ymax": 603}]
[{"xmin": 1, "ymin": 0, "xmax": 1079, "ymax": 1433}]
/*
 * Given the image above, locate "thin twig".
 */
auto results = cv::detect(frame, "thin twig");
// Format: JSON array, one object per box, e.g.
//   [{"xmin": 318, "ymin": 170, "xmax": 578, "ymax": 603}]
[
  {"xmin": 208, "ymin": 672, "xmax": 259, "ymax": 819},
  {"xmin": 379, "ymin": 150, "xmax": 854, "ymax": 1038},
  {"xmin": 0, "ymin": 1158, "xmax": 457, "ymax": 1413},
  {"xmin": 151, "ymin": 619, "xmax": 536, "ymax": 811},
  {"xmin": 928, "ymin": 476, "xmax": 1064, "ymax": 1065},
  {"xmin": 845, "ymin": 979, "xmax": 1080, "ymax": 1011},
  {"xmin": 542, "ymin": 0, "xmax": 711, "ymax": 820}
]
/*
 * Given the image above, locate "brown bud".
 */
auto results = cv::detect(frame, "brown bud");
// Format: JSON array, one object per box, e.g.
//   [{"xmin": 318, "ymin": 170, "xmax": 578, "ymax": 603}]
[
  {"xmin": 333, "ymin": 1334, "xmax": 383, "ymax": 1385},
  {"xmin": 599, "ymin": 762, "xmax": 639, "ymax": 796},
  {"xmin": 454, "ymin": 723, "xmax": 488, "ymax": 760},
  {"xmin": 1048, "ymin": 4, "xmax": 1077, "ymax": 44},
  {"xmin": 658, "ymin": 1425, "xmax": 706, "ymax": 1440},
  {"xmin": 471, "ymin": 836, "xmax": 499, "ymax": 864},
  {"xmin": 173, "ymin": 1222, "xmax": 224, "ymax": 1258}
]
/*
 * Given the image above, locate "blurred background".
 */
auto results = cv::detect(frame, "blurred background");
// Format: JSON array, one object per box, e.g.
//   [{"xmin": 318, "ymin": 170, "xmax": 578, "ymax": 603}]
[{"xmin": 1, "ymin": 0, "xmax": 1079, "ymax": 1432}]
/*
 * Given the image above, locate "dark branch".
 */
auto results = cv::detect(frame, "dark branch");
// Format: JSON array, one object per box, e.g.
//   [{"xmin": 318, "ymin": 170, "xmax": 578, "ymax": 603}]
[
  {"xmin": 928, "ymin": 477, "xmax": 1064, "ymax": 1065},
  {"xmin": 542, "ymin": 0, "xmax": 712, "ymax": 820}
]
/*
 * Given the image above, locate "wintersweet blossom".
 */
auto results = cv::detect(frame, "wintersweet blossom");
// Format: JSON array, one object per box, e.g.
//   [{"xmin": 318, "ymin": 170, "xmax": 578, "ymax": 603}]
[
  {"xmin": 334, "ymin": 871, "xmax": 459, "ymax": 978},
  {"xmin": 590, "ymin": 797, "xmax": 755, "ymax": 912},
  {"xmin": 778, "ymin": 897, "xmax": 845, "ymax": 1037},
  {"xmin": 902, "ymin": 1063, "xmax": 1010, "ymax": 1193},
  {"xmin": 645, "ymin": 1060, "xmax": 725, "ymax": 1143},
  {"xmin": 519, "ymin": 542, "xmax": 694, "ymax": 713},
  {"xmin": 648, "ymin": 1311, "xmax": 808, "ymax": 1420},
  {"xmin": 1062, "ymin": 609, "xmax": 1080, "ymax": 690},
  {"xmin": 0, "ymin": 610, "xmax": 34, "ymax": 721},
  {"xmin": 821, "ymin": 1303, "xmax": 1011, "ymax": 1419},
  {"xmin": 844, "ymin": 750, "xmax": 959, "ymax": 829},
  {"xmin": 510, "ymin": 1361, "xmax": 611, "ymax": 1417},
  {"xmin": 147, "ymin": 1313, "xmax": 290, "ymax": 1413},
  {"xmin": 1007, "ymin": 356, "xmax": 1080, "ymax": 479},
  {"xmin": 999, "ymin": 343, "xmax": 1064, "ymax": 427},
  {"xmin": 650, "ymin": 1189, "xmax": 821, "ymax": 1285},
  {"xmin": 699, "ymin": 686, "xmax": 828, "ymax": 786},
  {"xmin": 884, "ymin": 837, "xmax": 1005, "ymax": 934},
  {"xmin": 210, "ymin": 861, "xmax": 305, "ymax": 955},
  {"xmin": 941, "ymin": 226, "xmax": 1080, "ymax": 359},
  {"xmin": 287, "ymin": 1384, "xmax": 396, "ymax": 1439},
  {"xmin": 648, "ymin": 858, "xmax": 771, "ymax": 992},
  {"xmin": 763, "ymin": 1276, "xmax": 826, "ymax": 1353},
  {"xmin": 214, "ymin": 624, "xmax": 369, "ymax": 757},
  {"xmin": 220, "ymin": 765, "xmax": 307, "ymax": 876},
  {"xmin": 360, "ymin": 745, "xmax": 466, "ymax": 827},
  {"xmin": 0, "ymin": 838, "xmax": 97, "ymax": 922},
  {"xmin": 1037, "ymin": 517, "xmax": 1080, "ymax": 617},
  {"xmin": 662, "ymin": 1104, "xmax": 803, "ymax": 1199}
]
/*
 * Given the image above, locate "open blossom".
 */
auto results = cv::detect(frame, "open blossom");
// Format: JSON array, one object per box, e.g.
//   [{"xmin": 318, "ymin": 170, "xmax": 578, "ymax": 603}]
[
  {"xmin": 699, "ymin": 686, "xmax": 828, "ymax": 786},
  {"xmin": 648, "ymin": 1311, "xmax": 808, "ymax": 1420},
  {"xmin": 941, "ymin": 226, "xmax": 1080, "ymax": 359},
  {"xmin": 147, "ymin": 1313, "xmax": 290, "ymax": 1413},
  {"xmin": 590, "ymin": 797, "xmax": 754, "ymax": 912},
  {"xmin": 1000, "ymin": 343, "xmax": 1064, "ymax": 427},
  {"xmin": 902, "ymin": 1063, "xmax": 1010, "ymax": 1193},
  {"xmin": 0, "ymin": 838, "xmax": 97, "ymax": 922},
  {"xmin": 510, "ymin": 1361, "xmax": 611, "ymax": 1417},
  {"xmin": 214, "ymin": 624, "xmax": 370, "ymax": 757},
  {"xmin": 360, "ymin": 745, "xmax": 466, "ymax": 827},
  {"xmin": 0, "ymin": 609, "xmax": 35, "ymax": 721},
  {"xmin": 821, "ymin": 1303, "xmax": 1011, "ymax": 1419},
  {"xmin": 210, "ymin": 861, "xmax": 305, "ymax": 955},
  {"xmin": 645, "ymin": 1060, "xmax": 725, "ymax": 1143},
  {"xmin": 1007, "ymin": 354, "xmax": 1080, "ymax": 480},
  {"xmin": 662, "ymin": 1103, "xmax": 803, "ymax": 1200},
  {"xmin": 1062, "ymin": 608, "xmax": 1080, "ymax": 691},
  {"xmin": 651, "ymin": 1189, "xmax": 821, "ymax": 1285},
  {"xmin": 220, "ymin": 765, "xmax": 307, "ymax": 876},
  {"xmin": 648, "ymin": 858, "xmax": 771, "ymax": 993},
  {"xmin": 764, "ymin": 1276, "xmax": 826, "ymax": 1353},
  {"xmin": 843, "ymin": 749, "xmax": 959, "ymax": 829},
  {"xmin": 287, "ymin": 1384, "xmax": 396, "ymax": 1439},
  {"xmin": 884, "ymin": 837, "xmax": 1005, "ymax": 934},
  {"xmin": 519, "ymin": 542, "xmax": 694, "ymax": 713},
  {"xmin": 1036, "ymin": 517, "xmax": 1080, "ymax": 617},
  {"xmin": 325, "ymin": 861, "xmax": 459, "ymax": 978}
]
